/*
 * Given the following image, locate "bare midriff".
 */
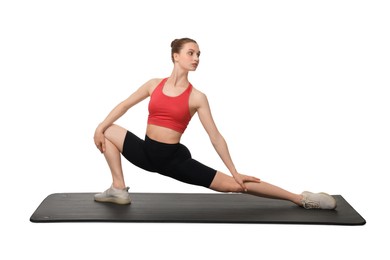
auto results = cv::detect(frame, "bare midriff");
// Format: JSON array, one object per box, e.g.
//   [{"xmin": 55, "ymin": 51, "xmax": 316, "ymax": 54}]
[{"xmin": 146, "ymin": 124, "xmax": 183, "ymax": 144}]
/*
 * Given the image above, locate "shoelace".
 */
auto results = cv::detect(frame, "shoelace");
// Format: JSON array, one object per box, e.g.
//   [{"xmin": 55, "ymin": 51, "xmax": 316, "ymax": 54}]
[{"xmin": 303, "ymin": 200, "xmax": 320, "ymax": 209}]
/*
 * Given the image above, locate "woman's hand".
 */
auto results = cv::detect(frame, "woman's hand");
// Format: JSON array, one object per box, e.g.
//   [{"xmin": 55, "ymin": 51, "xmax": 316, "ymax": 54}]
[
  {"xmin": 94, "ymin": 126, "xmax": 106, "ymax": 153},
  {"xmin": 233, "ymin": 173, "xmax": 261, "ymax": 192}
]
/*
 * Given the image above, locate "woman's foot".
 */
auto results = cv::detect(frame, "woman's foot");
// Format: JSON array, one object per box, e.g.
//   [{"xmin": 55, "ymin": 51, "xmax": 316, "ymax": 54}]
[
  {"xmin": 94, "ymin": 185, "xmax": 131, "ymax": 205},
  {"xmin": 300, "ymin": 191, "xmax": 337, "ymax": 209}
]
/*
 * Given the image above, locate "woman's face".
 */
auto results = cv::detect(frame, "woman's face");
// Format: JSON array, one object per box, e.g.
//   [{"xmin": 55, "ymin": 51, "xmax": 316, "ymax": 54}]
[{"xmin": 174, "ymin": 42, "xmax": 201, "ymax": 71}]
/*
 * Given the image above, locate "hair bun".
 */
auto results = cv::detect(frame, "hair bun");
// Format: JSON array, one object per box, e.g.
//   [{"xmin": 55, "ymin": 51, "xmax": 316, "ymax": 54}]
[{"xmin": 171, "ymin": 39, "xmax": 179, "ymax": 48}]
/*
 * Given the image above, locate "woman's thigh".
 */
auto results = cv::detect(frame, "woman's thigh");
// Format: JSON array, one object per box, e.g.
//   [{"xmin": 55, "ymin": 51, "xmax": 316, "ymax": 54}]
[{"xmin": 104, "ymin": 124, "xmax": 128, "ymax": 152}]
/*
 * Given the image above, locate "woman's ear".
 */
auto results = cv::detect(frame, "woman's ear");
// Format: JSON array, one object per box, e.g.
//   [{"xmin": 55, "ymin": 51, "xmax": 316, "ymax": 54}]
[{"xmin": 173, "ymin": 53, "xmax": 179, "ymax": 62}]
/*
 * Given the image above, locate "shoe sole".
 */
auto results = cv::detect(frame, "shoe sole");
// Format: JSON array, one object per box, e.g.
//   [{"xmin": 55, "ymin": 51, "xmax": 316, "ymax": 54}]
[{"xmin": 94, "ymin": 197, "xmax": 131, "ymax": 205}]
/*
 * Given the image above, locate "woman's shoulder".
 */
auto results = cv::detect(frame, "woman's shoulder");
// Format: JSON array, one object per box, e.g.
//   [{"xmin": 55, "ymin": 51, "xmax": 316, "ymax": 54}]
[
  {"xmin": 145, "ymin": 77, "xmax": 165, "ymax": 86},
  {"xmin": 190, "ymin": 85, "xmax": 209, "ymax": 108},
  {"xmin": 141, "ymin": 78, "xmax": 165, "ymax": 93},
  {"xmin": 190, "ymin": 84, "xmax": 207, "ymax": 98}
]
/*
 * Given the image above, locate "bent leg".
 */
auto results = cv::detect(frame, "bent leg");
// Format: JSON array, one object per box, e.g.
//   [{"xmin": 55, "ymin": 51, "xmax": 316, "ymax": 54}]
[
  {"xmin": 102, "ymin": 124, "xmax": 128, "ymax": 189},
  {"xmin": 104, "ymin": 124, "xmax": 128, "ymax": 152},
  {"xmin": 209, "ymin": 171, "xmax": 303, "ymax": 206}
]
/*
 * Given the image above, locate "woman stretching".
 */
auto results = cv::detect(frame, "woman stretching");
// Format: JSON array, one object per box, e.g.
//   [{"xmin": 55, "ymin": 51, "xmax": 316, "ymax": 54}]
[{"xmin": 93, "ymin": 38, "xmax": 336, "ymax": 209}]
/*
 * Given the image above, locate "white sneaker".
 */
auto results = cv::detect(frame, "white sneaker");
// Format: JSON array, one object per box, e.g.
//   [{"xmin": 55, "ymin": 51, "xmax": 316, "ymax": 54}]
[
  {"xmin": 301, "ymin": 191, "xmax": 337, "ymax": 209},
  {"xmin": 94, "ymin": 186, "xmax": 131, "ymax": 205}
]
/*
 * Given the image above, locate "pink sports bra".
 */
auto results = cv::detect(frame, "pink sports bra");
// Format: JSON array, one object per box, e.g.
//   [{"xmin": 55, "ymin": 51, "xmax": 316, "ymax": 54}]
[{"xmin": 147, "ymin": 78, "xmax": 193, "ymax": 133}]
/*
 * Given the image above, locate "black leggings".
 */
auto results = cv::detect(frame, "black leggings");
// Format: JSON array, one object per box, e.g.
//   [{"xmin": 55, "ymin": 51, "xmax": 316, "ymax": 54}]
[{"xmin": 121, "ymin": 131, "xmax": 217, "ymax": 188}]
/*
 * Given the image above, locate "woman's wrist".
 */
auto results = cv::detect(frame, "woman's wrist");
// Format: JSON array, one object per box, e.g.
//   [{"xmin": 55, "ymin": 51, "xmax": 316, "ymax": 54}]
[
  {"xmin": 230, "ymin": 167, "xmax": 239, "ymax": 177},
  {"xmin": 96, "ymin": 123, "xmax": 106, "ymax": 133}
]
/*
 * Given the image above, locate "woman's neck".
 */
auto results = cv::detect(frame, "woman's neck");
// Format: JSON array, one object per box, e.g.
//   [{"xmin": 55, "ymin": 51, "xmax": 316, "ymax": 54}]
[{"xmin": 169, "ymin": 67, "xmax": 189, "ymax": 87}]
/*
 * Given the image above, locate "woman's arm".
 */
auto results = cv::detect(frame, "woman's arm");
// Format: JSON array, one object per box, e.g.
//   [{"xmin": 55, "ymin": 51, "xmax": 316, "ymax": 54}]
[
  {"xmin": 196, "ymin": 93, "xmax": 237, "ymax": 174},
  {"xmin": 195, "ymin": 92, "xmax": 260, "ymax": 190},
  {"xmin": 94, "ymin": 78, "xmax": 159, "ymax": 152}
]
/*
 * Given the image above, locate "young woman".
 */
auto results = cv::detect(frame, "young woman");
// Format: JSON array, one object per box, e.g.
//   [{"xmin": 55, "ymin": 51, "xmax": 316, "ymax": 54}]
[{"xmin": 93, "ymin": 38, "xmax": 336, "ymax": 209}]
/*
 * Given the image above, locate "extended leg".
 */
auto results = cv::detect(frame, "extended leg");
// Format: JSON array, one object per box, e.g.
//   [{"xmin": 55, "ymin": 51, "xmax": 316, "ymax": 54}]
[
  {"xmin": 209, "ymin": 171, "xmax": 304, "ymax": 206},
  {"xmin": 209, "ymin": 171, "xmax": 337, "ymax": 209}
]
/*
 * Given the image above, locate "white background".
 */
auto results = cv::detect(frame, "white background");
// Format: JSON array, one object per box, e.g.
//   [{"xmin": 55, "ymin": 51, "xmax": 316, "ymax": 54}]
[{"xmin": 1, "ymin": 0, "xmax": 389, "ymax": 259}]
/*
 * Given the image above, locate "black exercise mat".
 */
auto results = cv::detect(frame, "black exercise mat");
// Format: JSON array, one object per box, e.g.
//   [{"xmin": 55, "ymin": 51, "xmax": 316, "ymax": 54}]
[{"xmin": 30, "ymin": 193, "xmax": 366, "ymax": 225}]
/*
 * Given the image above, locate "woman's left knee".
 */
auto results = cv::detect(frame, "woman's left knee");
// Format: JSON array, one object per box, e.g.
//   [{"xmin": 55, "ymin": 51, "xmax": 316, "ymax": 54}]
[
  {"xmin": 103, "ymin": 124, "xmax": 127, "ymax": 151},
  {"xmin": 209, "ymin": 172, "xmax": 244, "ymax": 193}
]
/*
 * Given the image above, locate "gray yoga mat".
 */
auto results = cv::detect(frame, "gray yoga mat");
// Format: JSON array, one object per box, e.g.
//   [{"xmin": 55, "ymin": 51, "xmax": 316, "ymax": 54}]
[{"xmin": 30, "ymin": 192, "xmax": 366, "ymax": 225}]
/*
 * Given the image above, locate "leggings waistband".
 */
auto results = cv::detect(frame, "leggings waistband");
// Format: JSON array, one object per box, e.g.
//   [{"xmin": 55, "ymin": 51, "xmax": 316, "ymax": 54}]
[{"xmin": 145, "ymin": 135, "xmax": 180, "ymax": 147}]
